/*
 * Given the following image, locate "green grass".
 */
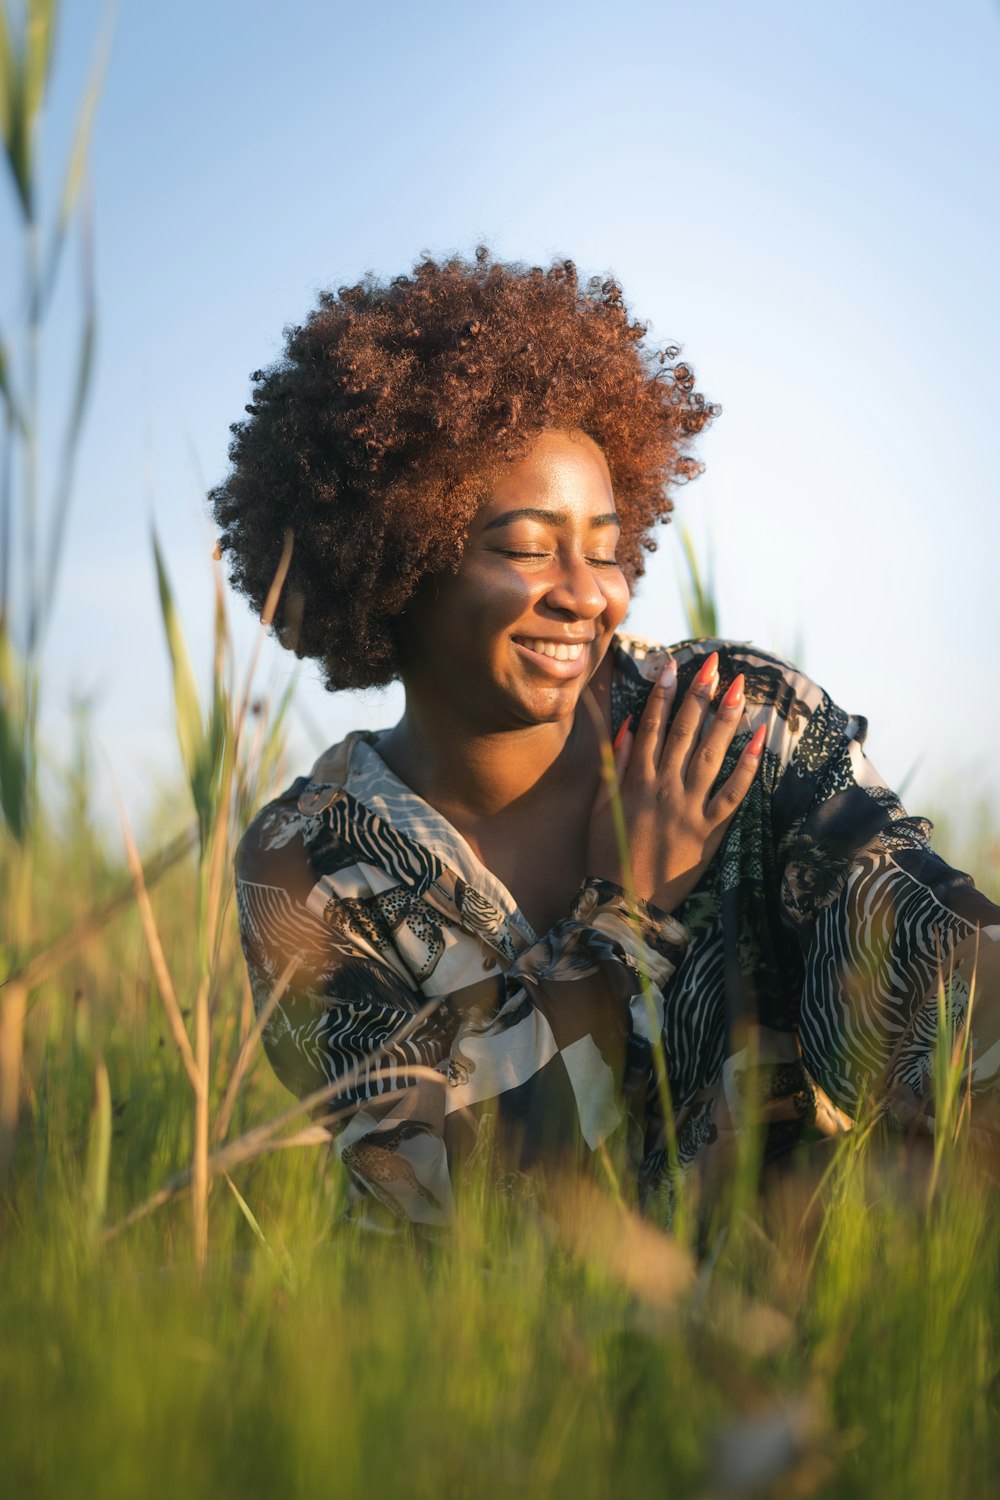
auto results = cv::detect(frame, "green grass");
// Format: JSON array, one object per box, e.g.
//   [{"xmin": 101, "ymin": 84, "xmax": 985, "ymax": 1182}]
[
  {"xmin": 3, "ymin": 5, "xmax": 1000, "ymax": 1492},
  {"xmin": 0, "ymin": 789, "xmax": 998, "ymax": 1499}
]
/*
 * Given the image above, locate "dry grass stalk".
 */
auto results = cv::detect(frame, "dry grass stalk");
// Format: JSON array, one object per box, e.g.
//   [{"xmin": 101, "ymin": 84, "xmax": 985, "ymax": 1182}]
[
  {"xmin": 0, "ymin": 978, "xmax": 27, "ymax": 1185},
  {"xmin": 551, "ymin": 1174, "xmax": 695, "ymax": 1310},
  {"xmin": 212, "ymin": 955, "xmax": 298, "ymax": 1144},
  {"xmin": 0, "ymin": 0, "xmax": 110, "ymax": 1188},
  {"xmin": 106, "ymin": 1004, "xmax": 446, "ymax": 1239},
  {"xmin": 233, "ymin": 528, "xmax": 293, "ymax": 734},
  {"xmin": 192, "ymin": 971, "xmax": 211, "ymax": 1266},
  {"xmin": 113, "ymin": 785, "xmax": 199, "ymax": 1095},
  {"xmin": 4, "ymin": 826, "xmax": 197, "ymax": 994}
]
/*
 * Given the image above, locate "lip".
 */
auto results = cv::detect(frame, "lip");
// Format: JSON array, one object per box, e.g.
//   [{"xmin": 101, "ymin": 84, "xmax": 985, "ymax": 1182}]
[
  {"xmin": 511, "ymin": 635, "xmax": 596, "ymax": 645},
  {"xmin": 511, "ymin": 636, "xmax": 594, "ymax": 679}
]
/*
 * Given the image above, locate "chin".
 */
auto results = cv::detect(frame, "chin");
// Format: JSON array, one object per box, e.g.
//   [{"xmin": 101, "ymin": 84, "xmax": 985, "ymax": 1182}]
[{"xmin": 520, "ymin": 687, "xmax": 585, "ymax": 726}]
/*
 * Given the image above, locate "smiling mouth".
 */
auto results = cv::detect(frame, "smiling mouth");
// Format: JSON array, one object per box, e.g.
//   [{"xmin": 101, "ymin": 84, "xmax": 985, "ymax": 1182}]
[{"xmin": 511, "ymin": 637, "xmax": 590, "ymax": 661}]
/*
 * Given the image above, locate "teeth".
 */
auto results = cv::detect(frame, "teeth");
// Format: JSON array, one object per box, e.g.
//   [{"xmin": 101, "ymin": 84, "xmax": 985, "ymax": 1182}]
[{"xmin": 519, "ymin": 638, "xmax": 586, "ymax": 661}]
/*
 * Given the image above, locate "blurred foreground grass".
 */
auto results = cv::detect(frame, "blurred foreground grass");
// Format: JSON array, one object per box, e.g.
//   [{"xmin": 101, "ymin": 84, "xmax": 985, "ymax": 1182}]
[{"xmin": 0, "ymin": 711, "xmax": 997, "ymax": 1499}]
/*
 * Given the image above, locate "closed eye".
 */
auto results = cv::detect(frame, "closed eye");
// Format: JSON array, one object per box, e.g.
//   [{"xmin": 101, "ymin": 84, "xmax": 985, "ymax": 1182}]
[{"xmin": 501, "ymin": 550, "xmax": 618, "ymax": 566}]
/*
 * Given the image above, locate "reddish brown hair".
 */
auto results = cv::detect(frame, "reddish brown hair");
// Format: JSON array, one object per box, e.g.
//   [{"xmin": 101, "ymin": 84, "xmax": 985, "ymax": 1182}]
[{"xmin": 211, "ymin": 248, "xmax": 716, "ymax": 690}]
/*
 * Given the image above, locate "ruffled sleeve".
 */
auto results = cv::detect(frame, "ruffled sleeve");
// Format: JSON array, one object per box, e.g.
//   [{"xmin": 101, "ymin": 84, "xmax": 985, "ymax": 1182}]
[{"xmin": 771, "ymin": 688, "xmax": 1000, "ymax": 1133}]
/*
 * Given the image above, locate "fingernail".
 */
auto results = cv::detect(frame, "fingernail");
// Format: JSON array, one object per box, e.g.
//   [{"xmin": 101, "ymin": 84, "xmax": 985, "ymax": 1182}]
[
  {"xmin": 746, "ymin": 724, "xmax": 766, "ymax": 757},
  {"xmin": 658, "ymin": 657, "xmax": 677, "ymax": 689},
  {"xmin": 694, "ymin": 651, "xmax": 719, "ymax": 690},
  {"xmin": 613, "ymin": 715, "xmax": 633, "ymax": 750},
  {"xmin": 722, "ymin": 672, "xmax": 744, "ymax": 709}
]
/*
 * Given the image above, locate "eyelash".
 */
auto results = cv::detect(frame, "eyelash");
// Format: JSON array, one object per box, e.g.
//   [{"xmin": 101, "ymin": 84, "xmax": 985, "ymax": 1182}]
[{"xmin": 502, "ymin": 550, "xmax": 618, "ymax": 567}]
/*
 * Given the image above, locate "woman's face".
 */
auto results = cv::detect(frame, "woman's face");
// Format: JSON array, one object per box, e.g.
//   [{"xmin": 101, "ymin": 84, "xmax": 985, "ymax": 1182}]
[{"xmin": 399, "ymin": 428, "xmax": 631, "ymax": 731}]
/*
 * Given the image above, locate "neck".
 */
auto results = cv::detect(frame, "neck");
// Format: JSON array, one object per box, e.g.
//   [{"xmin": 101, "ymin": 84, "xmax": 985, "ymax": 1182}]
[{"xmin": 377, "ymin": 654, "xmax": 613, "ymax": 823}]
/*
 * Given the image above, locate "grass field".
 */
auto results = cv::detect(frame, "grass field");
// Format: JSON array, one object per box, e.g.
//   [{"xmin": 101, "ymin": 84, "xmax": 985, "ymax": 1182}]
[
  {"xmin": 3, "ymin": 6, "xmax": 999, "ymax": 1491},
  {"xmin": 0, "ymin": 561, "xmax": 997, "ymax": 1498}
]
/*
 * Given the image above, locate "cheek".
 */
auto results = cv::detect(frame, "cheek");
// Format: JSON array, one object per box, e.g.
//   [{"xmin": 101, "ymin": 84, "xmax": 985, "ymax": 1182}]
[
  {"xmin": 460, "ymin": 568, "xmax": 536, "ymax": 627},
  {"xmin": 605, "ymin": 571, "xmax": 631, "ymax": 627}
]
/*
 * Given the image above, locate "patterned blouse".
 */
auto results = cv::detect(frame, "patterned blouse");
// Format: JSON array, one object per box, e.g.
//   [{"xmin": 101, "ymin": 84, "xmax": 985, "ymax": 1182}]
[{"xmin": 235, "ymin": 634, "xmax": 1000, "ymax": 1226}]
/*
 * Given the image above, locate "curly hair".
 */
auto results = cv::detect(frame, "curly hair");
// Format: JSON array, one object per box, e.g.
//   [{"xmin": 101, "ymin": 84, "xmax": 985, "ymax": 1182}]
[{"xmin": 210, "ymin": 247, "xmax": 717, "ymax": 690}]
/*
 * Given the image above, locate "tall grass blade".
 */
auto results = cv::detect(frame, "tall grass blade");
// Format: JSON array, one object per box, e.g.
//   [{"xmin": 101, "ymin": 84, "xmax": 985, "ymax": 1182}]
[
  {"xmin": 0, "ymin": 332, "xmax": 26, "ymax": 435},
  {"xmin": 42, "ymin": 222, "xmax": 95, "ymax": 616},
  {"xmin": 108, "ymin": 1001, "xmax": 445, "ymax": 1238},
  {"xmin": 242, "ymin": 669, "xmax": 295, "ymax": 819},
  {"xmin": 112, "ymin": 777, "xmax": 200, "ymax": 1095},
  {"xmin": 41, "ymin": 2, "xmax": 114, "ymax": 305},
  {"xmin": 224, "ymin": 1173, "xmax": 296, "ymax": 1289},
  {"xmin": 192, "ymin": 972, "xmax": 210, "ymax": 1268},
  {"xmin": 0, "ymin": 5, "xmax": 15, "ymax": 151},
  {"xmin": 0, "ymin": 0, "xmax": 108, "ymax": 1179},
  {"xmin": 24, "ymin": 0, "xmax": 56, "ymax": 128},
  {"xmin": 927, "ymin": 940, "xmax": 979, "ymax": 1202},
  {"xmin": 0, "ymin": 617, "xmax": 27, "ymax": 839},
  {"xmin": 0, "ymin": 401, "xmax": 10, "ymax": 628},
  {"xmin": 224, "ymin": 1172, "xmax": 274, "ymax": 1259},
  {"xmin": 83, "ymin": 1056, "xmax": 111, "ymax": 1249},
  {"xmin": 6, "ymin": 825, "xmax": 197, "ymax": 992},
  {"xmin": 0, "ymin": 977, "xmax": 26, "ymax": 1182},
  {"xmin": 213, "ymin": 955, "xmax": 298, "ymax": 1144},
  {"xmin": 0, "ymin": 1, "xmax": 30, "ymax": 216},
  {"xmin": 678, "ymin": 524, "xmax": 718, "ymax": 639},
  {"xmin": 0, "ymin": 0, "xmax": 56, "ymax": 218},
  {"xmin": 152, "ymin": 528, "xmax": 206, "ymax": 812},
  {"xmin": 233, "ymin": 528, "xmax": 292, "ymax": 733}
]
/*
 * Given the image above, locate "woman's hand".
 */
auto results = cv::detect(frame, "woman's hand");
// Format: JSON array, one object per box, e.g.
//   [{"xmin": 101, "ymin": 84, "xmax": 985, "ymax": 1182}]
[{"xmin": 587, "ymin": 651, "xmax": 766, "ymax": 914}]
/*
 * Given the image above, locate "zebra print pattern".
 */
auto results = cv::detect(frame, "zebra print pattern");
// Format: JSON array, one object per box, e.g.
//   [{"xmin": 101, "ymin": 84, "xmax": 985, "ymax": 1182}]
[
  {"xmin": 234, "ymin": 633, "xmax": 1000, "ymax": 1226},
  {"xmin": 799, "ymin": 853, "xmax": 974, "ymax": 1107},
  {"xmin": 311, "ymin": 791, "xmax": 445, "ymax": 894}
]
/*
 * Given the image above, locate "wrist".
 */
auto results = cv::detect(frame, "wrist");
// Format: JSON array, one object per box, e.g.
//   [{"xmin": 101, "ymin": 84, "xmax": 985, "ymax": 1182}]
[{"xmin": 573, "ymin": 876, "xmax": 691, "ymax": 989}]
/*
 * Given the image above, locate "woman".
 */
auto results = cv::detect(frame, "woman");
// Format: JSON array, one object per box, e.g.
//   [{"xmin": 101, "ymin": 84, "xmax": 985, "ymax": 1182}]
[{"xmin": 212, "ymin": 249, "xmax": 1000, "ymax": 1228}]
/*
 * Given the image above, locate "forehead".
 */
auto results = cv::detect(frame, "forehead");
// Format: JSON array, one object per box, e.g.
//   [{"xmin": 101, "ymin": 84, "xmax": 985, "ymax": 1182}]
[{"xmin": 474, "ymin": 429, "xmax": 617, "ymax": 526}]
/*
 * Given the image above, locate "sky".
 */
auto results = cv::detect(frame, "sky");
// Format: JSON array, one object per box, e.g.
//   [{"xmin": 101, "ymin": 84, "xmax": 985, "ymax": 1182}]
[{"xmin": 3, "ymin": 0, "xmax": 999, "ymax": 841}]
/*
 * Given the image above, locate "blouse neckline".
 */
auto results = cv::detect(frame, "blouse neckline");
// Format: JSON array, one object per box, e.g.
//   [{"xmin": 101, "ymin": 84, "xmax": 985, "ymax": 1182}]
[
  {"xmin": 305, "ymin": 632, "xmax": 662, "ymax": 950},
  {"xmin": 349, "ymin": 732, "xmax": 539, "ymax": 947}
]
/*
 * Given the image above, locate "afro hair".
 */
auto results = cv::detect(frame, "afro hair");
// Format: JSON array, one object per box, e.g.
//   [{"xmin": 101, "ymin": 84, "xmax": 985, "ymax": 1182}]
[{"xmin": 210, "ymin": 247, "xmax": 717, "ymax": 690}]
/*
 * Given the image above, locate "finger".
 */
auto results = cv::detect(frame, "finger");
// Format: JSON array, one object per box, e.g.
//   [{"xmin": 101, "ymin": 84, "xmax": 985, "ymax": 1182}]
[
  {"xmin": 660, "ymin": 650, "xmax": 719, "ymax": 780},
  {"xmin": 685, "ymin": 671, "xmax": 747, "ymax": 798},
  {"xmin": 633, "ymin": 656, "xmax": 678, "ymax": 772},
  {"xmin": 705, "ymin": 722, "xmax": 766, "ymax": 825}
]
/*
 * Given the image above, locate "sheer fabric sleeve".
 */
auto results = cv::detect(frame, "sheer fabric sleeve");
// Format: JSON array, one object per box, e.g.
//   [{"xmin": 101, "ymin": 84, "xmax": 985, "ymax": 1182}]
[
  {"xmin": 771, "ymin": 689, "xmax": 1000, "ymax": 1136},
  {"xmin": 235, "ymin": 787, "xmax": 689, "ymax": 1226}
]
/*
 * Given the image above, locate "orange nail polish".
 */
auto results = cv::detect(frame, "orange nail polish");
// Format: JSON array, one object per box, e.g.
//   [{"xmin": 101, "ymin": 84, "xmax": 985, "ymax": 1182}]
[
  {"xmin": 722, "ymin": 673, "xmax": 744, "ymax": 708},
  {"xmin": 694, "ymin": 651, "xmax": 719, "ymax": 686},
  {"xmin": 746, "ymin": 724, "xmax": 766, "ymax": 757},
  {"xmin": 613, "ymin": 715, "xmax": 633, "ymax": 750}
]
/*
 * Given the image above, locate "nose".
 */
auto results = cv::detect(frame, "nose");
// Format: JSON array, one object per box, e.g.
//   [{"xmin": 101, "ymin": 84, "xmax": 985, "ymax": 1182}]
[{"xmin": 542, "ymin": 551, "xmax": 609, "ymax": 619}]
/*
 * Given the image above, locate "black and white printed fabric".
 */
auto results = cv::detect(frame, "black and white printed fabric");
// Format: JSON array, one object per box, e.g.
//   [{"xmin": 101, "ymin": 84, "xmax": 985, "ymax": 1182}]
[{"xmin": 235, "ymin": 635, "xmax": 1000, "ymax": 1226}]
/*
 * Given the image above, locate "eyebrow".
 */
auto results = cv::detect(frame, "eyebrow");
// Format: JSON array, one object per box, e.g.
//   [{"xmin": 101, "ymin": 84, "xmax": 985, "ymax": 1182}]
[{"xmin": 482, "ymin": 507, "xmax": 621, "ymax": 532}]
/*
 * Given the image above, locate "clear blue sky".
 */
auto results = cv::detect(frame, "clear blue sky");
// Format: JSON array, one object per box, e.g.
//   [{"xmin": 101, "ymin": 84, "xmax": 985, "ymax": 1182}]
[{"xmin": 5, "ymin": 0, "xmax": 999, "ymax": 837}]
